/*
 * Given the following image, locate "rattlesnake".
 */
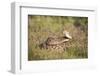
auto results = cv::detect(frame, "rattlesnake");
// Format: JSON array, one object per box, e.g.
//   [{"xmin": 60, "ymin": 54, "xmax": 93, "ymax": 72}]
[{"xmin": 39, "ymin": 31, "xmax": 72, "ymax": 52}]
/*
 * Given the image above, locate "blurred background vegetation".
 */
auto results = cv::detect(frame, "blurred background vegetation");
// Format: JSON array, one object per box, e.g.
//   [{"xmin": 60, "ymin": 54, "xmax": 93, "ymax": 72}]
[{"xmin": 28, "ymin": 15, "xmax": 88, "ymax": 60}]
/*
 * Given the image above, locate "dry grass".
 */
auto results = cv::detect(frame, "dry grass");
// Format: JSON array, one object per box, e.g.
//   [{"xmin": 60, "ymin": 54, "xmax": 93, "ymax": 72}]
[{"xmin": 28, "ymin": 15, "xmax": 88, "ymax": 60}]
